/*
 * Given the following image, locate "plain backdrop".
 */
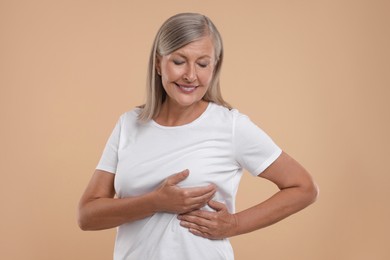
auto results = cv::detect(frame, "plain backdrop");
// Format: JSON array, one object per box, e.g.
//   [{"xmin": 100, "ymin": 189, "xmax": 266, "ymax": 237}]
[{"xmin": 1, "ymin": 0, "xmax": 389, "ymax": 259}]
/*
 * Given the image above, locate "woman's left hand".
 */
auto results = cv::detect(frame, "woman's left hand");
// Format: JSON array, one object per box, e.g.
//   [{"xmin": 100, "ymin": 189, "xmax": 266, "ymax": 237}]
[{"xmin": 177, "ymin": 200, "xmax": 238, "ymax": 240}]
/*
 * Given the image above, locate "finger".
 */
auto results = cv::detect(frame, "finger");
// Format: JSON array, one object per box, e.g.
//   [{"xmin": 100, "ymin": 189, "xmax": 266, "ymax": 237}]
[
  {"xmin": 207, "ymin": 200, "xmax": 226, "ymax": 211},
  {"xmin": 185, "ymin": 189, "xmax": 216, "ymax": 210},
  {"xmin": 188, "ymin": 228, "xmax": 211, "ymax": 239},
  {"xmin": 182, "ymin": 219, "xmax": 216, "ymax": 239},
  {"xmin": 182, "ymin": 184, "xmax": 216, "ymax": 198},
  {"xmin": 180, "ymin": 217, "xmax": 211, "ymax": 232},
  {"xmin": 179, "ymin": 211, "xmax": 215, "ymax": 230},
  {"xmin": 180, "ymin": 210, "xmax": 214, "ymax": 220},
  {"xmin": 166, "ymin": 169, "xmax": 189, "ymax": 185}
]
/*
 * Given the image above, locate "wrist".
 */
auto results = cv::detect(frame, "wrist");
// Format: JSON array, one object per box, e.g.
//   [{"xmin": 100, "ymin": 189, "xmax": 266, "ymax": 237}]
[
  {"xmin": 229, "ymin": 213, "xmax": 240, "ymax": 237},
  {"xmin": 147, "ymin": 190, "xmax": 161, "ymax": 214}
]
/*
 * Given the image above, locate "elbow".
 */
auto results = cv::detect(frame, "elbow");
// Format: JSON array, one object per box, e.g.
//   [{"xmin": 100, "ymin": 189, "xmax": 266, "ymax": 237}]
[
  {"xmin": 77, "ymin": 205, "xmax": 105, "ymax": 231},
  {"xmin": 305, "ymin": 180, "xmax": 319, "ymax": 205},
  {"xmin": 77, "ymin": 207, "xmax": 92, "ymax": 231},
  {"xmin": 77, "ymin": 212, "xmax": 88, "ymax": 231},
  {"xmin": 78, "ymin": 218, "xmax": 88, "ymax": 231}
]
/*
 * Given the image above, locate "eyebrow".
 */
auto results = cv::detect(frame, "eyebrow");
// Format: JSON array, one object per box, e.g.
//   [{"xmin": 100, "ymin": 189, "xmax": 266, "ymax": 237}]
[{"xmin": 173, "ymin": 52, "xmax": 212, "ymax": 60}]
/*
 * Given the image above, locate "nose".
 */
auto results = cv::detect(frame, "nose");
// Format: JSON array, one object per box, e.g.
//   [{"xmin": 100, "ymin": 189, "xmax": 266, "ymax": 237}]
[{"xmin": 184, "ymin": 64, "xmax": 196, "ymax": 82}]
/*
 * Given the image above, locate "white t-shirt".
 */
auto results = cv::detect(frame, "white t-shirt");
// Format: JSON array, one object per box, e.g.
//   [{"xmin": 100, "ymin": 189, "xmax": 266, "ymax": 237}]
[{"xmin": 97, "ymin": 102, "xmax": 282, "ymax": 260}]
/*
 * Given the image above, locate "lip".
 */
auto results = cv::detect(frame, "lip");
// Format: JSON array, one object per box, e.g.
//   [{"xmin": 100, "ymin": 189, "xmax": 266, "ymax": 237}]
[{"xmin": 175, "ymin": 83, "xmax": 198, "ymax": 93}]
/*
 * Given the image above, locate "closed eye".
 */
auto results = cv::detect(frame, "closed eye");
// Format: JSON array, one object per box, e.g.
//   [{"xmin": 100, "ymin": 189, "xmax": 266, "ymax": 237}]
[
  {"xmin": 173, "ymin": 60, "xmax": 185, "ymax": 65},
  {"xmin": 198, "ymin": 63, "xmax": 208, "ymax": 68}
]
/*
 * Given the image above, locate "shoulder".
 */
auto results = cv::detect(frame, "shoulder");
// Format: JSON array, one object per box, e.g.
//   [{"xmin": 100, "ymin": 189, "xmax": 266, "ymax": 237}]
[
  {"xmin": 208, "ymin": 104, "xmax": 268, "ymax": 138},
  {"xmin": 115, "ymin": 107, "xmax": 144, "ymax": 129},
  {"xmin": 207, "ymin": 102, "xmax": 247, "ymax": 124},
  {"xmin": 119, "ymin": 107, "xmax": 142, "ymax": 121}
]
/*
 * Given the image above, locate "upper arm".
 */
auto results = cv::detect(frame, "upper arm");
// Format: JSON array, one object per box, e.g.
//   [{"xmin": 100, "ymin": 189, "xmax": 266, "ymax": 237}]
[
  {"xmin": 79, "ymin": 170, "xmax": 116, "ymax": 206},
  {"xmin": 233, "ymin": 113, "xmax": 282, "ymax": 176},
  {"xmin": 259, "ymin": 151, "xmax": 317, "ymax": 192}
]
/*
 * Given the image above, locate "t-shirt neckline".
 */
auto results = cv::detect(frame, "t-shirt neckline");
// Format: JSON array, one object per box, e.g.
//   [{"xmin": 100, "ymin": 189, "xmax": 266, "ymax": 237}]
[{"xmin": 150, "ymin": 102, "xmax": 213, "ymax": 129}]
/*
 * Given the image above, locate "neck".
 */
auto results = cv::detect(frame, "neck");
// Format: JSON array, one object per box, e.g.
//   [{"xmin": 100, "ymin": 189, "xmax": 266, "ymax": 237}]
[{"xmin": 154, "ymin": 100, "xmax": 208, "ymax": 126}]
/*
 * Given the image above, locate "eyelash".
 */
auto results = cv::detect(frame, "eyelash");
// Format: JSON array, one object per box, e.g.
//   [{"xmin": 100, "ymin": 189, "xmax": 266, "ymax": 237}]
[
  {"xmin": 172, "ymin": 60, "xmax": 208, "ymax": 68},
  {"xmin": 173, "ymin": 60, "xmax": 184, "ymax": 65}
]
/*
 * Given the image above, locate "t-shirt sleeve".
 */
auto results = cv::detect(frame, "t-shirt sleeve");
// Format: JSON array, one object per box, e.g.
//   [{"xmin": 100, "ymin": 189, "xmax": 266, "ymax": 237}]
[
  {"xmin": 96, "ymin": 117, "xmax": 121, "ymax": 174},
  {"xmin": 233, "ymin": 113, "xmax": 282, "ymax": 176}
]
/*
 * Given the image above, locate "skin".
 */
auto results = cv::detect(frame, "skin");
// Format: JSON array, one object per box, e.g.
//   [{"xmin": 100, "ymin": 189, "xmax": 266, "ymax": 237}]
[
  {"xmin": 178, "ymin": 152, "xmax": 318, "ymax": 239},
  {"xmin": 78, "ymin": 37, "xmax": 218, "ymax": 230},
  {"xmin": 155, "ymin": 36, "xmax": 215, "ymax": 126},
  {"xmin": 78, "ymin": 35, "xmax": 319, "ymax": 238},
  {"xmin": 78, "ymin": 169, "xmax": 216, "ymax": 230}
]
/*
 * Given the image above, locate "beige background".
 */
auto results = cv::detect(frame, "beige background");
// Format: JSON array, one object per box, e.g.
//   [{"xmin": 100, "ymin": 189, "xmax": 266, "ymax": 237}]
[{"xmin": 1, "ymin": 0, "xmax": 389, "ymax": 259}]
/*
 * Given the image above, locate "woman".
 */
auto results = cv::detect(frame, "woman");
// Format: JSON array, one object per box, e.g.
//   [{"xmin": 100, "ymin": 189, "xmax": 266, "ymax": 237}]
[{"xmin": 78, "ymin": 13, "xmax": 318, "ymax": 260}]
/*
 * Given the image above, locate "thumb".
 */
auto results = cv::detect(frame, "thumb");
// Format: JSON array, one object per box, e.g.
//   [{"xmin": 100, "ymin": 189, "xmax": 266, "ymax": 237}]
[
  {"xmin": 208, "ymin": 200, "xmax": 226, "ymax": 212},
  {"xmin": 167, "ymin": 169, "xmax": 189, "ymax": 185}
]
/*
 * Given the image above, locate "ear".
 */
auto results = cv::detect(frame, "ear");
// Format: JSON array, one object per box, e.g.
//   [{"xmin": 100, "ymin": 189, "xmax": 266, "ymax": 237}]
[{"xmin": 155, "ymin": 55, "xmax": 161, "ymax": 76}]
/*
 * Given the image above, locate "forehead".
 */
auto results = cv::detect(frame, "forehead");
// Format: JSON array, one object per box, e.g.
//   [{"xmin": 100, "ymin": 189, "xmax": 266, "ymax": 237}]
[{"xmin": 171, "ymin": 36, "xmax": 215, "ymax": 59}]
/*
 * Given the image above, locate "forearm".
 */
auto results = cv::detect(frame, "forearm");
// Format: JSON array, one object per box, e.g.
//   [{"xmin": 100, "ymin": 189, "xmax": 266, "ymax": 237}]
[
  {"xmin": 178, "ymin": 153, "xmax": 318, "ymax": 239},
  {"xmin": 78, "ymin": 192, "xmax": 157, "ymax": 231},
  {"xmin": 78, "ymin": 169, "xmax": 217, "ymax": 231},
  {"xmin": 233, "ymin": 185, "xmax": 318, "ymax": 236}
]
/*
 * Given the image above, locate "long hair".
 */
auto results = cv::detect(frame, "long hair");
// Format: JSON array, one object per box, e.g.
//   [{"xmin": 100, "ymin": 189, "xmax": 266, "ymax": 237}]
[{"xmin": 138, "ymin": 13, "xmax": 231, "ymax": 122}]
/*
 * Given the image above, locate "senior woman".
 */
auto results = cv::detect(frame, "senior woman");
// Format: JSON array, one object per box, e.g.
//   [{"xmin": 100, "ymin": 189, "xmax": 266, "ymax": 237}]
[{"xmin": 78, "ymin": 12, "xmax": 318, "ymax": 260}]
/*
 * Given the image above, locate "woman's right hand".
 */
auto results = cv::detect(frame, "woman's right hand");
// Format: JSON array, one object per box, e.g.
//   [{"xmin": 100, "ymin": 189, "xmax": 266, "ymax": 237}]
[
  {"xmin": 78, "ymin": 169, "xmax": 216, "ymax": 231},
  {"xmin": 153, "ymin": 169, "xmax": 216, "ymax": 214}
]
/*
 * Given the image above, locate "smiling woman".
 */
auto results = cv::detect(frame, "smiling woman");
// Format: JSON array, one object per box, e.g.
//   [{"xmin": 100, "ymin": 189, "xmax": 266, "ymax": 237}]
[
  {"xmin": 139, "ymin": 12, "xmax": 231, "ymax": 123},
  {"xmin": 155, "ymin": 37, "xmax": 215, "ymax": 125},
  {"xmin": 78, "ymin": 12, "xmax": 318, "ymax": 260}
]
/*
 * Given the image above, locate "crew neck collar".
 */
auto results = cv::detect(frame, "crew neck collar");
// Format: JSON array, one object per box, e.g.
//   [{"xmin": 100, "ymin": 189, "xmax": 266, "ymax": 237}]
[{"xmin": 151, "ymin": 102, "xmax": 213, "ymax": 129}]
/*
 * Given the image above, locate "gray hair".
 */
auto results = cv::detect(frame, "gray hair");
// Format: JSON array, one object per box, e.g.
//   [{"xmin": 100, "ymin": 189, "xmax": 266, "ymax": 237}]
[{"xmin": 138, "ymin": 13, "xmax": 231, "ymax": 122}]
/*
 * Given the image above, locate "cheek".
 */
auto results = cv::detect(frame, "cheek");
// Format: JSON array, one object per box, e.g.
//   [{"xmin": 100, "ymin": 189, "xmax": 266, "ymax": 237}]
[
  {"xmin": 163, "ymin": 66, "xmax": 182, "ymax": 81},
  {"xmin": 199, "ymin": 70, "xmax": 214, "ymax": 85}
]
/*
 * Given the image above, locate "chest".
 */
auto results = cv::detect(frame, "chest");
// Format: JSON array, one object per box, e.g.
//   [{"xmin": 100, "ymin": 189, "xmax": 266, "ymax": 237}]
[{"xmin": 114, "ymin": 125, "xmax": 239, "ymax": 197}]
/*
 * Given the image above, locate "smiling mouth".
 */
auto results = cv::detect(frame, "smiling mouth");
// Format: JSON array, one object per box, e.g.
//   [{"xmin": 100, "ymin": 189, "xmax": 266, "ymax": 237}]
[{"xmin": 175, "ymin": 83, "xmax": 198, "ymax": 93}]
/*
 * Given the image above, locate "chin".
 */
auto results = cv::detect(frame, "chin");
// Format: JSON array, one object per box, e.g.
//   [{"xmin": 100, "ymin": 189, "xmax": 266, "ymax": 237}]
[{"xmin": 175, "ymin": 97, "xmax": 203, "ymax": 107}]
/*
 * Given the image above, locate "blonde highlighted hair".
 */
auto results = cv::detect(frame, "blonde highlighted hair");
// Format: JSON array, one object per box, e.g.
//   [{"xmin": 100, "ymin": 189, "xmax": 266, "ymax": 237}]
[{"xmin": 138, "ymin": 13, "xmax": 231, "ymax": 122}]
